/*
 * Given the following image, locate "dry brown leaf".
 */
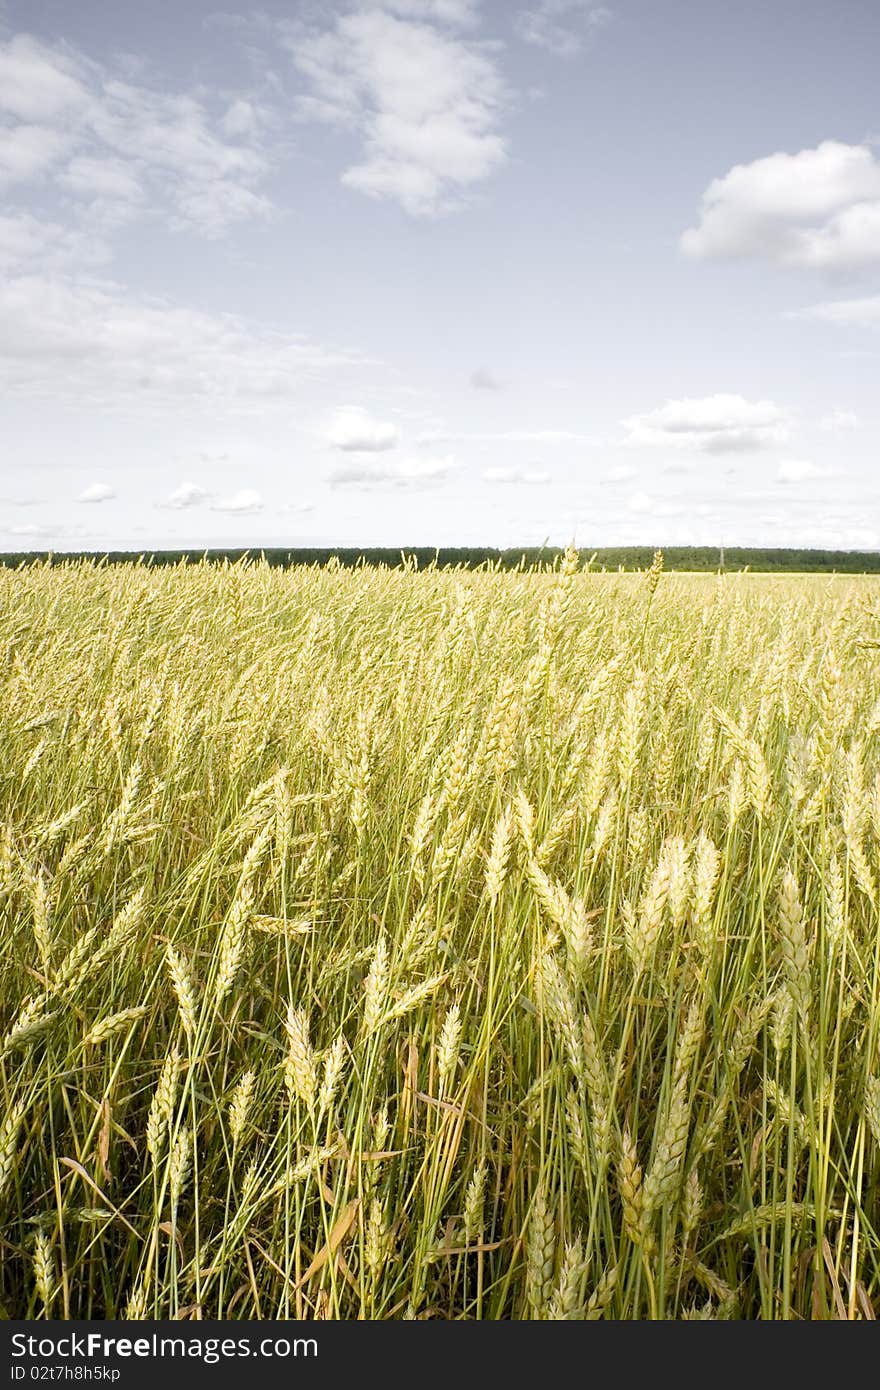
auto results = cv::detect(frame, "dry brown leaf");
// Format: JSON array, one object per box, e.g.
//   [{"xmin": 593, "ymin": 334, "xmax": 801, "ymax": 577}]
[
  {"xmin": 296, "ymin": 1198, "xmax": 360, "ymax": 1290},
  {"xmin": 97, "ymin": 1097, "xmax": 112, "ymax": 1186}
]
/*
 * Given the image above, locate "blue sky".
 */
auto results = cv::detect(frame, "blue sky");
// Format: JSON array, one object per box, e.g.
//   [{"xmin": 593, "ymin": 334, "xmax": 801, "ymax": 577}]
[{"xmin": 1, "ymin": 0, "xmax": 878, "ymax": 550}]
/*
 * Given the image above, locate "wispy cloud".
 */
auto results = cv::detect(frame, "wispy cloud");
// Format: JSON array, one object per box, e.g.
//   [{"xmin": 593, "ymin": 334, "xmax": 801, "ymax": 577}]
[
  {"xmin": 482, "ymin": 465, "xmax": 550, "ymax": 484},
  {"xmin": 374, "ymin": 1, "xmax": 481, "ymax": 23},
  {"xmin": 1, "ymin": 521, "xmax": 92, "ymax": 541},
  {"xmin": 417, "ymin": 428, "xmax": 596, "ymax": 445},
  {"xmin": 0, "ymin": 274, "xmax": 364, "ymax": 405},
  {"xmin": 515, "ymin": 2, "xmax": 612, "ymax": 59},
  {"xmin": 796, "ymin": 294, "xmax": 880, "ymax": 328},
  {"xmin": 819, "ymin": 409, "xmax": 859, "ymax": 432},
  {"xmin": 0, "ymin": 210, "xmax": 107, "ymax": 272},
  {"xmin": 602, "ymin": 463, "xmax": 637, "ymax": 483},
  {"xmin": 0, "ymin": 34, "xmax": 88, "ymax": 121},
  {"xmin": 329, "ymin": 454, "xmax": 457, "ymax": 487},
  {"xmin": 0, "ymin": 122, "xmax": 72, "ymax": 184},
  {"xmin": 627, "ymin": 490, "xmax": 655, "ymax": 514},
  {"xmin": 0, "ymin": 492, "xmax": 43, "ymax": 507},
  {"xmin": 776, "ymin": 459, "xmax": 827, "ymax": 484},
  {"xmin": 0, "ymin": 33, "xmax": 274, "ymax": 236},
  {"xmin": 286, "ymin": 7, "xmax": 507, "ymax": 216}
]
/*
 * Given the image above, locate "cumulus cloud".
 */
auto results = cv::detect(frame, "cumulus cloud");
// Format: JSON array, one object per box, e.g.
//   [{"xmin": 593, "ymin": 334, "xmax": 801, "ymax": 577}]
[
  {"xmin": 287, "ymin": 8, "xmax": 507, "ymax": 216},
  {"xmin": 329, "ymin": 454, "xmax": 457, "ymax": 487},
  {"xmin": 160, "ymin": 482, "xmax": 211, "ymax": 508},
  {"xmin": 483, "ymin": 465, "xmax": 550, "ymax": 484},
  {"xmin": 797, "ymin": 294, "xmax": 880, "ymax": 327},
  {"xmin": 624, "ymin": 394, "xmax": 791, "ymax": 453},
  {"xmin": 77, "ymin": 482, "xmax": 115, "ymax": 502},
  {"xmin": 0, "ymin": 33, "xmax": 274, "ymax": 236},
  {"xmin": 470, "ymin": 367, "xmax": 503, "ymax": 390},
  {"xmin": 327, "ymin": 407, "xmax": 400, "ymax": 451},
  {"xmin": 515, "ymin": 2, "xmax": 612, "ymax": 58},
  {"xmin": 211, "ymin": 488, "xmax": 263, "ymax": 512},
  {"xmin": 681, "ymin": 140, "xmax": 880, "ymax": 270}
]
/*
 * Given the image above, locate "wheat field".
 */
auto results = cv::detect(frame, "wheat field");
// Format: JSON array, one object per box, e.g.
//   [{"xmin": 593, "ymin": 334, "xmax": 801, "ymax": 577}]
[{"xmin": 1, "ymin": 552, "xmax": 879, "ymax": 1320}]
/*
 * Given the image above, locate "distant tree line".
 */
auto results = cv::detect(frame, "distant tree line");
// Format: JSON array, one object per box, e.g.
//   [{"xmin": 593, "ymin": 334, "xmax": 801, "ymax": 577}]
[{"xmin": 2, "ymin": 546, "xmax": 880, "ymax": 573}]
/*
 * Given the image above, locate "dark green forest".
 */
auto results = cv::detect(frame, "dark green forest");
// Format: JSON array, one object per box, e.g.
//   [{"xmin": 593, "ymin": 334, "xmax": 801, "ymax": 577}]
[{"xmin": 2, "ymin": 545, "xmax": 880, "ymax": 572}]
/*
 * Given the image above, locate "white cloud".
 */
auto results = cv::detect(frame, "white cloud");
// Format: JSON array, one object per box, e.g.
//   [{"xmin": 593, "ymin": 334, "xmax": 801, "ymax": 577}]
[
  {"xmin": 681, "ymin": 141, "xmax": 880, "ymax": 270},
  {"xmin": 0, "ymin": 34, "xmax": 89, "ymax": 122},
  {"xmin": 797, "ymin": 294, "xmax": 880, "ymax": 327},
  {"xmin": 483, "ymin": 466, "xmax": 550, "ymax": 484},
  {"xmin": 0, "ymin": 123, "xmax": 71, "ymax": 183},
  {"xmin": 330, "ymin": 454, "xmax": 457, "ymax": 487},
  {"xmin": 0, "ymin": 518, "xmax": 107, "ymax": 545},
  {"xmin": 85, "ymin": 76, "xmax": 271, "ymax": 237},
  {"xmin": 376, "ymin": 1, "xmax": 480, "ymax": 23},
  {"xmin": 776, "ymin": 459, "xmax": 826, "ymax": 484},
  {"xmin": 417, "ymin": 428, "xmax": 595, "ymax": 445},
  {"xmin": 5, "ymin": 523, "xmax": 57, "ymax": 539},
  {"xmin": 221, "ymin": 98, "xmax": 262, "ymax": 139},
  {"xmin": 287, "ymin": 9, "xmax": 507, "ymax": 216},
  {"xmin": 627, "ymin": 490, "xmax": 654, "ymax": 513},
  {"xmin": 59, "ymin": 155, "xmax": 143, "ymax": 203},
  {"xmin": 160, "ymin": 482, "xmax": 211, "ymax": 509},
  {"xmin": 171, "ymin": 180, "xmax": 272, "ymax": 236},
  {"xmin": 0, "ymin": 211, "xmax": 108, "ymax": 272},
  {"xmin": 280, "ymin": 500, "xmax": 316, "ymax": 514},
  {"xmin": 515, "ymin": 2, "xmax": 612, "ymax": 58},
  {"xmin": 602, "ymin": 463, "xmax": 637, "ymax": 482},
  {"xmin": 211, "ymin": 488, "xmax": 263, "ymax": 512},
  {"xmin": 0, "ymin": 521, "xmax": 96, "ymax": 544},
  {"xmin": 77, "ymin": 482, "xmax": 115, "ymax": 503},
  {"xmin": 0, "ymin": 274, "xmax": 362, "ymax": 405},
  {"xmin": 0, "ymin": 34, "xmax": 274, "ymax": 237},
  {"xmin": 0, "ymin": 492, "xmax": 42, "ymax": 507},
  {"xmin": 470, "ymin": 366, "xmax": 503, "ymax": 390},
  {"xmin": 819, "ymin": 409, "xmax": 859, "ymax": 432},
  {"xmin": 327, "ymin": 406, "xmax": 400, "ymax": 451},
  {"xmin": 499, "ymin": 430, "xmax": 592, "ymax": 443},
  {"xmin": 624, "ymin": 394, "xmax": 791, "ymax": 453}
]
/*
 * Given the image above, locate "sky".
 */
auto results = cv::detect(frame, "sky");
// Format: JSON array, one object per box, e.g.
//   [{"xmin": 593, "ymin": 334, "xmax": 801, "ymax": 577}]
[{"xmin": 0, "ymin": 0, "xmax": 878, "ymax": 552}]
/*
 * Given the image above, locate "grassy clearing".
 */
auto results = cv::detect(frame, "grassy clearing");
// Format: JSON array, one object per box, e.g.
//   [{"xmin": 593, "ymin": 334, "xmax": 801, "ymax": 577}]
[{"xmin": 1, "ymin": 553, "xmax": 879, "ymax": 1320}]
